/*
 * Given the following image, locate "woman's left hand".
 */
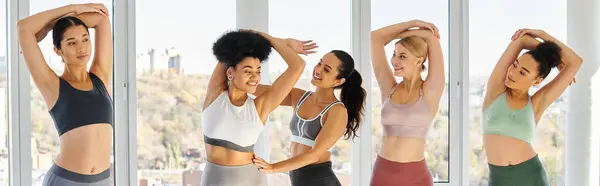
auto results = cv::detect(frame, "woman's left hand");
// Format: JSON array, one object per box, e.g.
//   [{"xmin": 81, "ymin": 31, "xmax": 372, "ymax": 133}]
[
  {"xmin": 286, "ymin": 38, "xmax": 318, "ymax": 55},
  {"xmin": 253, "ymin": 156, "xmax": 277, "ymax": 173},
  {"xmin": 411, "ymin": 20, "xmax": 440, "ymax": 39}
]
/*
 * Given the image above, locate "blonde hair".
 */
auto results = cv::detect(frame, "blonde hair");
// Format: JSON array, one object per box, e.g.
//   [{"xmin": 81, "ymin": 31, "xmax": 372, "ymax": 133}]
[{"xmin": 397, "ymin": 36, "xmax": 428, "ymax": 71}]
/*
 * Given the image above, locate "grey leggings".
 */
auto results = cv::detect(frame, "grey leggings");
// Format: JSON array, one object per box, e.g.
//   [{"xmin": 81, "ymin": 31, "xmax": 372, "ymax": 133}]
[
  {"xmin": 43, "ymin": 164, "xmax": 112, "ymax": 186},
  {"xmin": 201, "ymin": 161, "xmax": 267, "ymax": 186}
]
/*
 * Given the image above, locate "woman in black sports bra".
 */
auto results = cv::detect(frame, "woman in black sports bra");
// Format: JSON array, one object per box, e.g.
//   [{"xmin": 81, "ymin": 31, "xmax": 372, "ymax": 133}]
[{"xmin": 18, "ymin": 4, "xmax": 114, "ymax": 186}]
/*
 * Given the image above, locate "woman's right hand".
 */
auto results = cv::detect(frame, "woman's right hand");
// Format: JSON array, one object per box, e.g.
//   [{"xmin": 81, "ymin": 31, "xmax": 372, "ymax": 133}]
[{"xmin": 73, "ymin": 3, "xmax": 108, "ymax": 17}]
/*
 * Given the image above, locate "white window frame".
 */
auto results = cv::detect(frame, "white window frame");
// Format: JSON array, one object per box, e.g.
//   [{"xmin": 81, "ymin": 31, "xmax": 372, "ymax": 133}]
[
  {"xmin": 351, "ymin": 0, "xmax": 373, "ymax": 185},
  {"xmin": 113, "ymin": 0, "xmax": 136, "ymax": 185},
  {"xmin": 8, "ymin": 0, "xmax": 32, "ymax": 185}
]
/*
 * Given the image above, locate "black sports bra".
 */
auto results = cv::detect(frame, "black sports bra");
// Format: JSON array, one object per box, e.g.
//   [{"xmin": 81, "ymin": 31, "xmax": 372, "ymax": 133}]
[{"xmin": 49, "ymin": 72, "xmax": 113, "ymax": 136}]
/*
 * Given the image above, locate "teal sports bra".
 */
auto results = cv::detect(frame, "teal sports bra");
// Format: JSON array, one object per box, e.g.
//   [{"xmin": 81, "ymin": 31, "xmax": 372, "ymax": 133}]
[{"xmin": 483, "ymin": 92, "xmax": 536, "ymax": 143}]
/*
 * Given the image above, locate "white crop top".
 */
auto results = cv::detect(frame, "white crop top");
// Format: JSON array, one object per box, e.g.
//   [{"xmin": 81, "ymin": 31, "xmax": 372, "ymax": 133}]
[{"xmin": 201, "ymin": 91, "xmax": 264, "ymax": 152}]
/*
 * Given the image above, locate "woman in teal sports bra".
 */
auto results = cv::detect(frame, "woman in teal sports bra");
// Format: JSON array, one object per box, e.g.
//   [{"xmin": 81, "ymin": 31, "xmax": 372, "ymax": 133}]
[{"xmin": 482, "ymin": 29, "xmax": 583, "ymax": 186}]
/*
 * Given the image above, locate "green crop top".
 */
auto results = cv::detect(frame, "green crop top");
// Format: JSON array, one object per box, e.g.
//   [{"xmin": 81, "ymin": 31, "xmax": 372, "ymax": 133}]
[{"xmin": 483, "ymin": 92, "xmax": 536, "ymax": 143}]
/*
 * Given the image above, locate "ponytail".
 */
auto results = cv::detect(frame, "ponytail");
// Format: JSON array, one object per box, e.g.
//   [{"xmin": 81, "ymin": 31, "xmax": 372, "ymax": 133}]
[
  {"xmin": 331, "ymin": 50, "xmax": 366, "ymax": 140},
  {"xmin": 339, "ymin": 71, "xmax": 366, "ymax": 139}
]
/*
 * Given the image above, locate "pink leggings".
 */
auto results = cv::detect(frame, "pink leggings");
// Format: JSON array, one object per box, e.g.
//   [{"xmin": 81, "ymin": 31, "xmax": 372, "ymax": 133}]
[{"xmin": 370, "ymin": 156, "xmax": 433, "ymax": 186}]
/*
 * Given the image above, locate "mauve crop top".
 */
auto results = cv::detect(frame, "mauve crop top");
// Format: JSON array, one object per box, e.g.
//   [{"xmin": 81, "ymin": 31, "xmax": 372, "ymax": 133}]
[{"xmin": 380, "ymin": 84, "xmax": 433, "ymax": 139}]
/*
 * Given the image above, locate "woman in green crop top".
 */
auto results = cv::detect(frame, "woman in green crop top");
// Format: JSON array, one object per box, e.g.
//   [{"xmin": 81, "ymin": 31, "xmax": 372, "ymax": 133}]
[{"xmin": 482, "ymin": 29, "xmax": 582, "ymax": 186}]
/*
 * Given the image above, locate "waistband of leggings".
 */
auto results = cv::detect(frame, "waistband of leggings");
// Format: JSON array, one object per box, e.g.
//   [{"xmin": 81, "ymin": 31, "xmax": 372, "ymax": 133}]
[
  {"xmin": 49, "ymin": 164, "xmax": 110, "ymax": 183},
  {"xmin": 290, "ymin": 161, "xmax": 335, "ymax": 178},
  {"xmin": 488, "ymin": 155, "xmax": 544, "ymax": 177},
  {"xmin": 374, "ymin": 155, "xmax": 428, "ymax": 173},
  {"xmin": 204, "ymin": 160, "xmax": 264, "ymax": 175}
]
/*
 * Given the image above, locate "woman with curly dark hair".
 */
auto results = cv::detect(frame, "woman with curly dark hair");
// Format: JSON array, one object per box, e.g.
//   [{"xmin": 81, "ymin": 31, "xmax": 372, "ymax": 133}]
[
  {"xmin": 200, "ymin": 30, "xmax": 312, "ymax": 186},
  {"xmin": 482, "ymin": 29, "xmax": 582, "ymax": 186}
]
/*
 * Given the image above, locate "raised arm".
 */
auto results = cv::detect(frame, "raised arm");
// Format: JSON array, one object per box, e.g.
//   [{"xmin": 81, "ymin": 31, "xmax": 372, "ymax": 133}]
[
  {"xmin": 18, "ymin": 4, "xmax": 105, "ymax": 104},
  {"xmin": 80, "ymin": 4, "xmax": 113, "ymax": 89},
  {"xmin": 371, "ymin": 20, "xmax": 440, "ymax": 101},
  {"xmin": 254, "ymin": 35, "xmax": 312, "ymax": 122},
  {"xmin": 523, "ymin": 29, "xmax": 583, "ymax": 115},
  {"xmin": 482, "ymin": 32, "xmax": 540, "ymax": 110},
  {"xmin": 253, "ymin": 104, "xmax": 347, "ymax": 173},
  {"xmin": 254, "ymin": 85, "xmax": 306, "ymax": 108},
  {"xmin": 370, "ymin": 21, "xmax": 413, "ymax": 99},
  {"xmin": 395, "ymin": 29, "xmax": 444, "ymax": 110},
  {"xmin": 203, "ymin": 62, "xmax": 227, "ymax": 110},
  {"xmin": 252, "ymin": 39, "xmax": 315, "ymax": 108}
]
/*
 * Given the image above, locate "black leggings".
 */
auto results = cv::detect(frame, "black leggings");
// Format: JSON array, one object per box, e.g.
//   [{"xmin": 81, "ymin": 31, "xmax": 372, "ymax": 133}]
[{"xmin": 289, "ymin": 161, "xmax": 342, "ymax": 186}]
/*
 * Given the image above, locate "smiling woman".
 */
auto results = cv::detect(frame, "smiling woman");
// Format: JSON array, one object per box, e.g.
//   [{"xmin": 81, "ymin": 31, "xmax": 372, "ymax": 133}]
[
  {"xmin": 200, "ymin": 29, "xmax": 307, "ymax": 186},
  {"xmin": 267, "ymin": 1, "xmax": 354, "ymax": 185},
  {"xmin": 370, "ymin": 1, "xmax": 450, "ymax": 184}
]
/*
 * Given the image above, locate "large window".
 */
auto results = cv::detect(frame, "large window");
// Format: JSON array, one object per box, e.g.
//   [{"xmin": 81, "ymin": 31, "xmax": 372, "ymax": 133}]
[
  {"xmin": 135, "ymin": 0, "xmax": 235, "ymax": 185},
  {"xmin": 267, "ymin": 0, "xmax": 352, "ymax": 185},
  {"xmin": 1, "ymin": 0, "xmax": 8, "ymax": 184},
  {"xmin": 29, "ymin": 1, "xmax": 114, "ymax": 185},
  {"xmin": 1, "ymin": 1, "xmax": 596, "ymax": 185},
  {"xmin": 371, "ymin": 0, "xmax": 450, "ymax": 182},
  {"xmin": 468, "ymin": 0, "xmax": 567, "ymax": 185}
]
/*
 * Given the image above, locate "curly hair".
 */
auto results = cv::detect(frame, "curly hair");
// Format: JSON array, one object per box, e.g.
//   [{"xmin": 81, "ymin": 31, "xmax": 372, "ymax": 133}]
[
  {"xmin": 526, "ymin": 41, "xmax": 562, "ymax": 79},
  {"xmin": 212, "ymin": 30, "xmax": 272, "ymax": 69}
]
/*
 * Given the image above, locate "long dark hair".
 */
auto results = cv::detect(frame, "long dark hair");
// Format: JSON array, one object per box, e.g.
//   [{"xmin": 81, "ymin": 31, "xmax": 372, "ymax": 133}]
[
  {"xmin": 331, "ymin": 50, "xmax": 365, "ymax": 139},
  {"xmin": 52, "ymin": 16, "xmax": 89, "ymax": 49}
]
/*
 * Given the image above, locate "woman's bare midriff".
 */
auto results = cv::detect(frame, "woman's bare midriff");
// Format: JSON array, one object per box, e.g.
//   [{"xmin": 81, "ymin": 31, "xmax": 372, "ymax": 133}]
[
  {"xmin": 484, "ymin": 134, "xmax": 537, "ymax": 166},
  {"xmin": 205, "ymin": 144, "xmax": 255, "ymax": 166},
  {"xmin": 56, "ymin": 124, "xmax": 112, "ymax": 175},
  {"xmin": 290, "ymin": 142, "xmax": 331, "ymax": 164},
  {"xmin": 379, "ymin": 136, "xmax": 426, "ymax": 163}
]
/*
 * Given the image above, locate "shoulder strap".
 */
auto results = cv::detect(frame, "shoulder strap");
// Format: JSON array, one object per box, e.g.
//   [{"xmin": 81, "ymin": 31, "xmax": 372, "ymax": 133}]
[
  {"xmin": 319, "ymin": 101, "xmax": 344, "ymax": 116},
  {"xmin": 295, "ymin": 91, "xmax": 312, "ymax": 111},
  {"xmin": 89, "ymin": 72, "xmax": 109, "ymax": 94},
  {"xmin": 318, "ymin": 101, "xmax": 344, "ymax": 126},
  {"xmin": 386, "ymin": 83, "xmax": 401, "ymax": 101}
]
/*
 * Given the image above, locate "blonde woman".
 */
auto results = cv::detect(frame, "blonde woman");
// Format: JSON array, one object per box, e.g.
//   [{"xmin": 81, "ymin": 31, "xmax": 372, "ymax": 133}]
[{"xmin": 370, "ymin": 20, "xmax": 444, "ymax": 186}]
